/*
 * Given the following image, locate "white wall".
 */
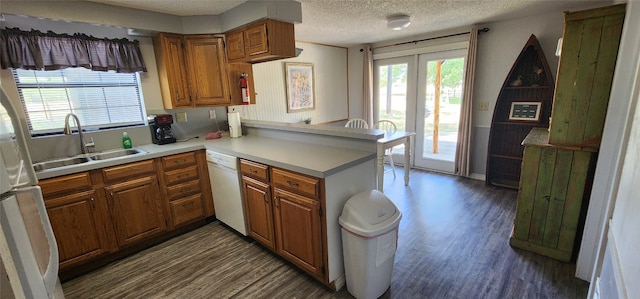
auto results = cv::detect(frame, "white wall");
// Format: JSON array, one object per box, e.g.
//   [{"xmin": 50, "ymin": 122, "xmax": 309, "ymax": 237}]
[
  {"xmin": 229, "ymin": 42, "xmax": 349, "ymax": 124},
  {"xmin": 586, "ymin": 0, "xmax": 640, "ymax": 295}
]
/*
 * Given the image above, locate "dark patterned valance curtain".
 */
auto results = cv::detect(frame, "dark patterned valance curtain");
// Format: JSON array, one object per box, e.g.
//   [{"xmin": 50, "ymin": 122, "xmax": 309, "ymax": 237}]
[{"xmin": 0, "ymin": 27, "xmax": 146, "ymax": 73}]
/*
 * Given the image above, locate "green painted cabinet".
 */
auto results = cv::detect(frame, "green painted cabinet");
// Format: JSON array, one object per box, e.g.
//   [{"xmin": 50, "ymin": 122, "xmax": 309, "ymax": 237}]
[
  {"xmin": 510, "ymin": 128, "xmax": 596, "ymax": 261},
  {"xmin": 548, "ymin": 4, "xmax": 626, "ymax": 148}
]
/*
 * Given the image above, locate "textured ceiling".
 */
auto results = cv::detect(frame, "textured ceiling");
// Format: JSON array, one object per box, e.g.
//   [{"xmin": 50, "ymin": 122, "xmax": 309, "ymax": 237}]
[{"xmin": 86, "ymin": 0, "xmax": 616, "ymax": 47}]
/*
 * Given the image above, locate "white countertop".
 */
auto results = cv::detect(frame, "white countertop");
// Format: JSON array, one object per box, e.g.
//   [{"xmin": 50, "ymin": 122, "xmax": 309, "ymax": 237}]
[{"xmin": 35, "ymin": 134, "xmax": 376, "ymax": 180}]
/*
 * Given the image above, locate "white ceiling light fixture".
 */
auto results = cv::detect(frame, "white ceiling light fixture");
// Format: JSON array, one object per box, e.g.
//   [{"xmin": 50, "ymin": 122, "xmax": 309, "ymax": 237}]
[{"xmin": 387, "ymin": 14, "xmax": 411, "ymax": 30}]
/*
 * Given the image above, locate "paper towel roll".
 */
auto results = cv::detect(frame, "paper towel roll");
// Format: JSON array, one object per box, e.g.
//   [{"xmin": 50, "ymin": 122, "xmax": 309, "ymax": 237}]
[{"xmin": 228, "ymin": 112, "xmax": 242, "ymax": 138}]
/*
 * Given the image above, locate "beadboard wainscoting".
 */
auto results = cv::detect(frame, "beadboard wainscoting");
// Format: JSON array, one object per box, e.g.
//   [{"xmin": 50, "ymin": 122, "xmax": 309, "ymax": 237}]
[{"xmin": 229, "ymin": 42, "xmax": 349, "ymax": 125}]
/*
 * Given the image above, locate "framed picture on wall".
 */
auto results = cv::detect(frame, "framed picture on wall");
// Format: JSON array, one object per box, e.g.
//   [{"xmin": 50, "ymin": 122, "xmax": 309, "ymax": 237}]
[
  {"xmin": 285, "ymin": 62, "xmax": 315, "ymax": 112},
  {"xmin": 509, "ymin": 101, "xmax": 542, "ymax": 121}
]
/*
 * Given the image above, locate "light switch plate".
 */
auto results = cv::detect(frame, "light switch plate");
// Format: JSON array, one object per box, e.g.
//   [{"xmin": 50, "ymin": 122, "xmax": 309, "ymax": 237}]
[
  {"xmin": 209, "ymin": 110, "xmax": 216, "ymax": 120},
  {"xmin": 176, "ymin": 112, "xmax": 188, "ymax": 123},
  {"xmin": 479, "ymin": 101, "xmax": 489, "ymax": 111}
]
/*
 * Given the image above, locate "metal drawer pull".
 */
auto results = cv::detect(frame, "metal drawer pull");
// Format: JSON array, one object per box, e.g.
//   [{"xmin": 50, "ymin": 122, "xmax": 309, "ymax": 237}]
[{"xmin": 286, "ymin": 180, "xmax": 299, "ymax": 187}]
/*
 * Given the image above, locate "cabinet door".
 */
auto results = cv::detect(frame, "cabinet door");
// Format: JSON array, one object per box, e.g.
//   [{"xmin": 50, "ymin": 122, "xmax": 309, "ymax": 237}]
[
  {"xmin": 184, "ymin": 35, "xmax": 231, "ymax": 106},
  {"xmin": 45, "ymin": 190, "xmax": 113, "ymax": 271},
  {"xmin": 105, "ymin": 176, "xmax": 167, "ymax": 248},
  {"xmin": 226, "ymin": 30, "xmax": 246, "ymax": 61},
  {"xmin": 242, "ymin": 176, "xmax": 276, "ymax": 251},
  {"xmin": 153, "ymin": 33, "xmax": 191, "ymax": 108},
  {"xmin": 245, "ymin": 23, "xmax": 269, "ymax": 56},
  {"xmin": 273, "ymin": 188, "xmax": 324, "ymax": 279}
]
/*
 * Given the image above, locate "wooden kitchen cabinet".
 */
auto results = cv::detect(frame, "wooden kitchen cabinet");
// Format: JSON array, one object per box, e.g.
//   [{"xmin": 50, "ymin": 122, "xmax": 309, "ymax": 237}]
[
  {"xmin": 103, "ymin": 162, "xmax": 167, "ymax": 248},
  {"xmin": 242, "ymin": 176, "xmax": 276, "ymax": 251},
  {"xmin": 240, "ymin": 158, "xmax": 326, "ymax": 282},
  {"xmin": 225, "ymin": 19, "xmax": 296, "ymax": 63},
  {"xmin": 153, "ymin": 33, "xmax": 231, "ymax": 108},
  {"xmin": 241, "ymin": 159, "xmax": 275, "ymax": 250},
  {"xmin": 42, "ymin": 152, "xmax": 215, "ymax": 279},
  {"xmin": 40, "ymin": 172, "xmax": 115, "ymax": 272},
  {"xmin": 548, "ymin": 4, "xmax": 625, "ymax": 148},
  {"xmin": 153, "ymin": 33, "xmax": 191, "ymax": 108},
  {"xmin": 158, "ymin": 151, "xmax": 213, "ymax": 229},
  {"xmin": 273, "ymin": 188, "xmax": 324, "ymax": 279}
]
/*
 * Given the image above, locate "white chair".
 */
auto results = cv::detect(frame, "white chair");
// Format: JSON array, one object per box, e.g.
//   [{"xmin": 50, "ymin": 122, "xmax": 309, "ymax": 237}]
[
  {"xmin": 375, "ymin": 120, "xmax": 397, "ymax": 178},
  {"xmin": 344, "ymin": 119, "xmax": 369, "ymax": 129}
]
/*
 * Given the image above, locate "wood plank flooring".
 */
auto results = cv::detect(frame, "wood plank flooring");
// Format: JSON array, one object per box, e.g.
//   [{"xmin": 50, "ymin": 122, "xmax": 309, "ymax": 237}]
[{"xmin": 62, "ymin": 168, "xmax": 589, "ymax": 298}]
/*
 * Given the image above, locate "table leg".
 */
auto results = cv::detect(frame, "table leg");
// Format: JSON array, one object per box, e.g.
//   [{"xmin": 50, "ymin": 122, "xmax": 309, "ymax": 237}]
[
  {"xmin": 377, "ymin": 142, "xmax": 384, "ymax": 192},
  {"xmin": 404, "ymin": 135, "xmax": 411, "ymax": 186}
]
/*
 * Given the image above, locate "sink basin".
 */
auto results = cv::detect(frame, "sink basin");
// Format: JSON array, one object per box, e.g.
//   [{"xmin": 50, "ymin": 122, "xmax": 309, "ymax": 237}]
[
  {"xmin": 88, "ymin": 148, "xmax": 147, "ymax": 160},
  {"xmin": 33, "ymin": 148, "xmax": 147, "ymax": 172},
  {"xmin": 33, "ymin": 156, "xmax": 91, "ymax": 171}
]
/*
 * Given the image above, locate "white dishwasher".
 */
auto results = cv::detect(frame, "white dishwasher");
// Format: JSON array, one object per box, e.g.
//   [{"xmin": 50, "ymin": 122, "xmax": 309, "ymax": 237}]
[{"xmin": 206, "ymin": 150, "xmax": 247, "ymax": 236}]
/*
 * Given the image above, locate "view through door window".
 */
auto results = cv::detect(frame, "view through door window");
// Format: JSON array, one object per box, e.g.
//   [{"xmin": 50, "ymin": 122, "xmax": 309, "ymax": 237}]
[
  {"xmin": 422, "ymin": 58, "xmax": 463, "ymax": 164},
  {"xmin": 376, "ymin": 54, "xmax": 464, "ymax": 173}
]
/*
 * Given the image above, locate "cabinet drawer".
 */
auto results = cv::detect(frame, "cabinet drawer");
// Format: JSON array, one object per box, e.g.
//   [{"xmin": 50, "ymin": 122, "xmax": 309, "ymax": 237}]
[
  {"xmin": 102, "ymin": 160, "xmax": 155, "ymax": 183},
  {"xmin": 166, "ymin": 179, "xmax": 202, "ymax": 200},
  {"xmin": 164, "ymin": 165, "xmax": 199, "ymax": 186},
  {"xmin": 170, "ymin": 194, "xmax": 205, "ymax": 227},
  {"xmin": 240, "ymin": 159, "xmax": 269, "ymax": 181},
  {"xmin": 162, "ymin": 152, "xmax": 197, "ymax": 170},
  {"xmin": 40, "ymin": 172, "xmax": 92, "ymax": 196},
  {"xmin": 271, "ymin": 168, "xmax": 320, "ymax": 198}
]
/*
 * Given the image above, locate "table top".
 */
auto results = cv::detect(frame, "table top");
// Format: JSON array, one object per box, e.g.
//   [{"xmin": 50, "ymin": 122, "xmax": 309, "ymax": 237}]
[{"xmin": 377, "ymin": 131, "xmax": 415, "ymax": 144}]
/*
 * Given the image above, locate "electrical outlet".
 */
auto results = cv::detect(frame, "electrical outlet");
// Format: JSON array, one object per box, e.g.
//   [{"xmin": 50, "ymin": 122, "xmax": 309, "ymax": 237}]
[
  {"xmin": 209, "ymin": 110, "xmax": 216, "ymax": 120},
  {"xmin": 176, "ymin": 112, "xmax": 188, "ymax": 123},
  {"xmin": 479, "ymin": 101, "xmax": 489, "ymax": 111}
]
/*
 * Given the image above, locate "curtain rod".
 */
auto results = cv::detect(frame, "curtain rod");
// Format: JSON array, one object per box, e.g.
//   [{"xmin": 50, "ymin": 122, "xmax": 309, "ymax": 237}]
[{"xmin": 361, "ymin": 27, "xmax": 489, "ymax": 52}]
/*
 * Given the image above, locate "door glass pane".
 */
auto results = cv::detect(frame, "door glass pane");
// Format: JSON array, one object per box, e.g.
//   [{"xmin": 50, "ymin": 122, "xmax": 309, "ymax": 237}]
[
  {"xmin": 377, "ymin": 63, "xmax": 407, "ymax": 131},
  {"xmin": 423, "ymin": 58, "xmax": 463, "ymax": 163}
]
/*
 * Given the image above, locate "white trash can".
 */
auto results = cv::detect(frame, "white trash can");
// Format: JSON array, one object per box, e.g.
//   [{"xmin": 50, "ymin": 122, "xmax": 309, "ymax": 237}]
[{"xmin": 339, "ymin": 190, "xmax": 402, "ymax": 299}]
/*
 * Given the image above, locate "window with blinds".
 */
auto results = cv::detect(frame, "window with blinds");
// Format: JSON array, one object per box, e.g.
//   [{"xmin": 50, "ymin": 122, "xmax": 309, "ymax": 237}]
[{"xmin": 12, "ymin": 68, "xmax": 146, "ymax": 136}]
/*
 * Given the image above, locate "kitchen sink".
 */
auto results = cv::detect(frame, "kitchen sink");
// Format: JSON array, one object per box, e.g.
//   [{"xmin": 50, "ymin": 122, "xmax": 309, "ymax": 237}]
[
  {"xmin": 33, "ymin": 156, "xmax": 91, "ymax": 172},
  {"xmin": 88, "ymin": 148, "xmax": 146, "ymax": 160},
  {"xmin": 33, "ymin": 148, "xmax": 148, "ymax": 172}
]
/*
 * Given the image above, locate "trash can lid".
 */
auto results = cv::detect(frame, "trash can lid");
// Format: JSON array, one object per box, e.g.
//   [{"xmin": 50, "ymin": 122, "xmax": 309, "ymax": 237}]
[{"xmin": 339, "ymin": 190, "xmax": 402, "ymax": 237}]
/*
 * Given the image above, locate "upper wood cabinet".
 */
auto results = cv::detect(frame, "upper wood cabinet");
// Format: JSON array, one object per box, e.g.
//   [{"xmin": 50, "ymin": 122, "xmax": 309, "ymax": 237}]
[
  {"xmin": 548, "ymin": 4, "xmax": 626, "ymax": 148},
  {"xmin": 153, "ymin": 33, "xmax": 231, "ymax": 108},
  {"xmin": 225, "ymin": 19, "xmax": 296, "ymax": 63}
]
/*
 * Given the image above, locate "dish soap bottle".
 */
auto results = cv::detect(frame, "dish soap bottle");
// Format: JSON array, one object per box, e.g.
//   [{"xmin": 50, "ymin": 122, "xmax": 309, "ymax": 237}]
[{"xmin": 122, "ymin": 132, "xmax": 132, "ymax": 149}]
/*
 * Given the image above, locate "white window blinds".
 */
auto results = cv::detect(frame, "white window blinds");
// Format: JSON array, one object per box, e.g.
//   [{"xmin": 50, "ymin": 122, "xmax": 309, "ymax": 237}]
[{"xmin": 13, "ymin": 68, "xmax": 145, "ymax": 136}]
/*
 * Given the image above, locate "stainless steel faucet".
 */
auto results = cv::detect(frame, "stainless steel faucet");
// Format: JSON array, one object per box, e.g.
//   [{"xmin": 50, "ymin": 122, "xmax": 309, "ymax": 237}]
[{"xmin": 64, "ymin": 113, "xmax": 94, "ymax": 154}]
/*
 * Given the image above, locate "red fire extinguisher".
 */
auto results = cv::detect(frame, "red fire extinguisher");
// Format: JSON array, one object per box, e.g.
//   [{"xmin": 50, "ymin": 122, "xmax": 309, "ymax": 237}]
[{"xmin": 239, "ymin": 73, "xmax": 250, "ymax": 105}]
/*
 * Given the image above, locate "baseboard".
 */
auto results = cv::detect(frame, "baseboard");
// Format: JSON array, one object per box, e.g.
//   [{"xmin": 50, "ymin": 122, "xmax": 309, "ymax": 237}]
[
  {"xmin": 469, "ymin": 173, "xmax": 486, "ymax": 181},
  {"xmin": 607, "ymin": 221, "xmax": 627, "ymax": 299}
]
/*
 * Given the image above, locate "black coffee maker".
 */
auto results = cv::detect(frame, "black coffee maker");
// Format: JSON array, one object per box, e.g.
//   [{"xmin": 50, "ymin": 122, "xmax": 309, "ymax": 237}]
[{"xmin": 148, "ymin": 114, "xmax": 177, "ymax": 145}]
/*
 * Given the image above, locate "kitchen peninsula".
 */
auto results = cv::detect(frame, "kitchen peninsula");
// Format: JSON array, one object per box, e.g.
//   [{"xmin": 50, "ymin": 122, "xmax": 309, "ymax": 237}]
[{"xmin": 35, "ymin": 121, "xmax": 381, "ymax": 290}]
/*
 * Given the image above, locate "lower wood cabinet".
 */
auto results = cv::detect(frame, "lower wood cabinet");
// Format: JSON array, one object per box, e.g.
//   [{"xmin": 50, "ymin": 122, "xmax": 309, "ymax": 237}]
[
  {"xmin": 40, "ymin": 150, "xmax": 213, "ymax": 277},
  {"xmin": 273, "ymin": 187, "xmax": 323, "ymax": 278},
  {"xmin": 104, "ymin": 175, "xmax": 167, "ymax": 248},
  {"xmin": 42, "ymin": 182, "xmax": 114, "ymax": 272},
  {"xmin": 240, "ymin": 159, "xmax": 326, "ymax": 282},
  {"xmin": 242, "ymin": 176, "xmax": 276, "ymax": 251},
  {"xmin": 158, "ymin": 151, "xmax": 212, "ymax": 229}
]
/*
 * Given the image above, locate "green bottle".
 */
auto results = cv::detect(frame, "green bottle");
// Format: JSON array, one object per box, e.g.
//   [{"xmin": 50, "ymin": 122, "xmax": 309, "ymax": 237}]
[{"xmin": 122, "ymin": 132, "xmax": 132, "ymax": 149}]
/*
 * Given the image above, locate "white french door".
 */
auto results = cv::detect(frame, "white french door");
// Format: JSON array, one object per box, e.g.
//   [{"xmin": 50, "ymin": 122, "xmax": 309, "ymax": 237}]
[
  {"xmin": 374, "ymin": 49, "xmax": 466, "ymax": 173},
  {"xmin": 415, "ymin": 49, "xmax": 466, "ymax": 173}
]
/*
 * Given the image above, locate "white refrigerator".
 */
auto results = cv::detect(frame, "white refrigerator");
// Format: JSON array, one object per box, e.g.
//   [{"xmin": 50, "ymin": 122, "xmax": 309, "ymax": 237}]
[{"xmin": 0, "ymin": 86, "xmax": 65, "ymax": 298}]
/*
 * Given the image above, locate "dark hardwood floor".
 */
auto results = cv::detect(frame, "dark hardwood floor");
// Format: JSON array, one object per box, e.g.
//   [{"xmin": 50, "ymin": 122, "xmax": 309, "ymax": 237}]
[{"xmin": 62, "ymin": 168, "xmax": 589, "ymax": 298}]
